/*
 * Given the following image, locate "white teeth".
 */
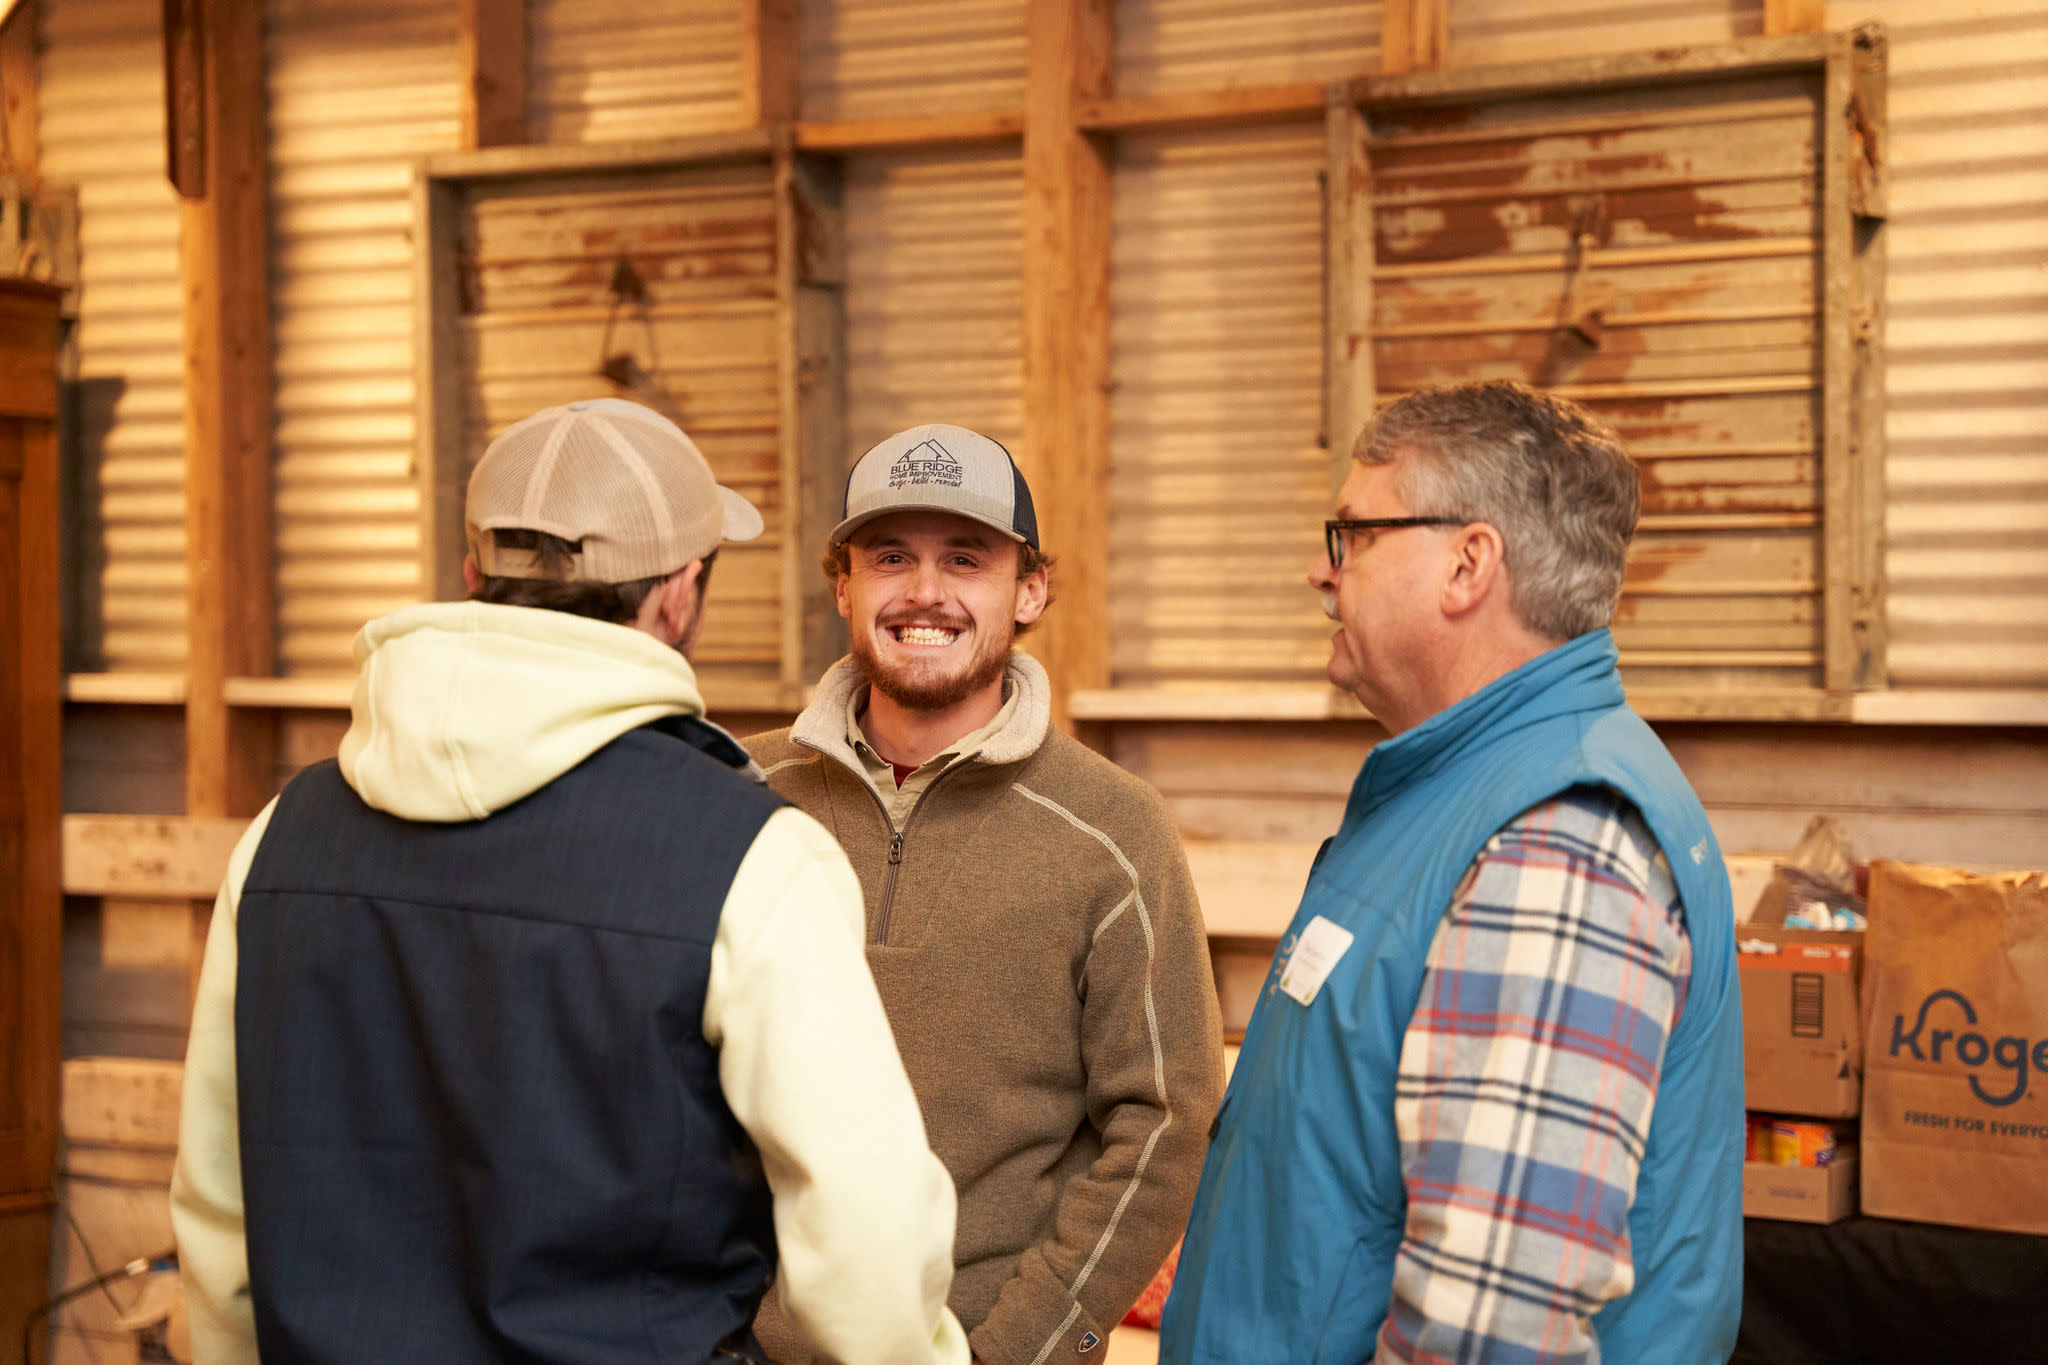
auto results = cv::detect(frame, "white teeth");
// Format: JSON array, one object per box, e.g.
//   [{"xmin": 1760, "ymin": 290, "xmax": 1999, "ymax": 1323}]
[{"xmin": 898, "ymin": 626, "xmax": 959, "ymax": 646}]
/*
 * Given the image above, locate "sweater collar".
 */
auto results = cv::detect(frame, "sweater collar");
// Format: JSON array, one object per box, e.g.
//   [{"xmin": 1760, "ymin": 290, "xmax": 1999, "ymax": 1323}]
[
  {"xmin": 1351, "ymin": 628, "xmax": 1626, "ymax": 812},
  {"xmin": 792, "ymin": 651, "xmax": 1053, "ymax": 776}
]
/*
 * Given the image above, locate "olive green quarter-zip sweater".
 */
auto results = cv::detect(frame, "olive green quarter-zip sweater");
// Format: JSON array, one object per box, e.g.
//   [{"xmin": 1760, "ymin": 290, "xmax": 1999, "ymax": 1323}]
[{"xmin": 745, "ymin": 653, "xmax": 1224, "ymax": 1365}]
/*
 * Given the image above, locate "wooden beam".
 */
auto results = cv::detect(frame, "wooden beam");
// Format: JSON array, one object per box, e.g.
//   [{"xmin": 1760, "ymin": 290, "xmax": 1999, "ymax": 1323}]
[
  {"xmin": 1764, "ymin": 0, "xmax": 1826, "ymax": 36},
  {"xmin": 1325, "ymin": 94, "xmax": 1374, "ymax": 483},
  {"xmin": 0, "ymin": 0, "xmax": 34, "ymax": 186},
  {"xmin": 1848, "ymin": 26, "xmax": 1888, "ymax": 690},
  {"xmin": 739, "ymin": 0, "xmax": 798, "ymax": 128},
  {"xmin": 458, "ymin": 0, "xmax": 526, "ymax": 149},
  {"xmin": 61, "ymin": 814, "xmax": 249, "ymax": 900},
  {"xmin": 423, "ymin": 129, "xmax": 775, "ymax": 182},
  {"xmin": 1021, "ymin": 0, "xmax": 1114, "ymax": 729},
  {"xmin": 794, "ymin": 111, "xmax": 1024, "ymax": 152},
  {"xmin": 1075, "ymin": 82, "xmax": 1325, "ymax": 134},
  {"xmin": 179, "ymin": 0, "xmax": 276, "ymax": 831},
  {"xmin": 1381, "ymin": 0, "xmax": 1448, "ymax": 76}
]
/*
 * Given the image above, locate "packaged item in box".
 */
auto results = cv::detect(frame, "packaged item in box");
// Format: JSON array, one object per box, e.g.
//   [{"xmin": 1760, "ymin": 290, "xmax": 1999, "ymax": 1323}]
[
  {"xmin": 1862, "ymin": 861, "xmax": 2048, "ymax": 1235},
  {"xmin": 1739, "ymin": 927, "xmax": 1862, "ymax": 1117},
  {"xmin": 1746, "ymin": 1114, "xmax": 1774, "ymax": 1163},
  {"xmin": 1767, "ymin": 1119, "xmax": 1849, "ymax": 1168}
]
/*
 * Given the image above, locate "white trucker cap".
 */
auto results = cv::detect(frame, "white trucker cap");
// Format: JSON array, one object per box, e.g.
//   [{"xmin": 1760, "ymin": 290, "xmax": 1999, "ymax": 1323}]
[
  {"xmin": 831, "ymin": 423, "xmax": 1040, "ymax": 549},
  {"xmin": 466, "ymin": 398, "xmax": 764, "ymax": 582}
]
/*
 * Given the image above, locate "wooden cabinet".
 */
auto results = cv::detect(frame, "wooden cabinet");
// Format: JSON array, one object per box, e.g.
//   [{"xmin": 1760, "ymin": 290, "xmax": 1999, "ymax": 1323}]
[{"xmin": 0, "ymin": 278, "xmax": 65, "ymax": 1356}]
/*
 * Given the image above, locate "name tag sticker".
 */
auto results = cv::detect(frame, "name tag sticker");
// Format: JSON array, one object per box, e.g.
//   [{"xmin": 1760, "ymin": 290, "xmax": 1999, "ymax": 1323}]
[{"xmin": 1278, "ymin": 915, "xmax": 1355, "ymax": 1007}]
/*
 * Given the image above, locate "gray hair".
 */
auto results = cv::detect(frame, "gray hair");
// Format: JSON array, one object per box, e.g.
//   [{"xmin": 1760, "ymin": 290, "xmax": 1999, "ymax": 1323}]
[{"xmin": 1354, "ymin": 381, "xmax": 1639, "ymax": 640}]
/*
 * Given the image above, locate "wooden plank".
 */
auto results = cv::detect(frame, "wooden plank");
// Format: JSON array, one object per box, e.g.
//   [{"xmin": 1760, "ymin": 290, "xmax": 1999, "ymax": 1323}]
[
  {"xmin": 1381, "ymin": 0, "xmax": 1447, "ymax": 77},
  {"xmin": 793, "ymin": 112, "xmax": 1025, "ymax": 152},
  {"xmin": 458, "ymin": 0, "xmax": 527, "ymax": 150},
  {"xmin": 1075, "ymin": 82, "xmax": 1324, "ymax": 134},
  {"xmin": 179, "ymin": 0, "xmax": 276, "ymax": 1014},
  {"xmin": 61, "ymin": 815, "xmax": 249, "ymax": 899},
  {"xmin": 1764, "ymin": 0, "xmax": 1826, "ymax": 36},
  {"xmin": 1848, "ymin": 28, "xmax": 1888, "ymax": 691},
  {"xmin": 1326, "ymin": 95, "xmax": 1374, "ymax": 476},
  {"xmin": 424, "ymin": 130, "xmax": 776, "ymax": 182},
  {"xmin": 223, "ymin": 674, "xmax": 352, "ymax": 709},
  {"xmin": 1820, "ymin": 44, "xmax": 1853, "ymax": 696},
  {"xmin": 60, "ymin": 1058, "xmax": 182, "ymax": 1150},
  {"xmin": 413, "ymin": 170, "xmax": 468, "ymax": 604},
  {"xmin": 1021, "ymin": 0, "xmax": 1113, "ymax": 728},
  {"xmin": 162, "ymin": 0, "xmax": 206, "ymax": 198},
  {"xmin": 1342, "ymin": 32, "xmax": 1842, "ymax": 110},
  {"xmin": 0, "ymin": 0, "xmax": 33, "ymax": 186},
  {"xmin": 776, "ymin": 149, "xmax": 848, "ymax": 681},
  {"xmin": 62, "ymin": 673, "xmax": 189, "ymax": 705},
  {"xmin": 739, "ymin": 0, "xmax": 798, "ymax": 129},
  {"xmin": 1183, "ymin": 840, "xmax": 1320, "ymax": 937}
]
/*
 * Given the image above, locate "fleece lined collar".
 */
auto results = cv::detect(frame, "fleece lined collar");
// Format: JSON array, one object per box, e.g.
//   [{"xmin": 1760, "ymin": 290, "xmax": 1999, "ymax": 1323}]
[{"xmin": 791, "ymin": 651, "xmax": 1052, "ymax": 780}]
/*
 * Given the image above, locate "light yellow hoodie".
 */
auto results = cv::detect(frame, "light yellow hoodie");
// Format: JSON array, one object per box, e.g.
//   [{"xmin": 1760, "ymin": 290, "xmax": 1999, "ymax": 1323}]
[{"xmin": 170, "ymin": 601, "xmax": 969, "ymax": 1365}]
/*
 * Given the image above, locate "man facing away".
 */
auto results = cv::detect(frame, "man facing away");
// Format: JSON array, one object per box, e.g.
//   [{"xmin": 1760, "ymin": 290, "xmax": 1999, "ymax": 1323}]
[
  {"xmin": 171, "ymin": 398, "xmax": 969, "ymax": 1365},
  {"xmin": 746, "ymin": 424, "xmax": 1224, "ymax": 1365},
  {"xmin": 1162, "ymin": 381, "xmax": 1743, "ymax": 1364}
]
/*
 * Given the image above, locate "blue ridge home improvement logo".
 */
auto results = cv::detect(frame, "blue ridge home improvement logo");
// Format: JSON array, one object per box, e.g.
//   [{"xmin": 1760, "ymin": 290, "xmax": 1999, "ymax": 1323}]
[
  {"xmin": 888, "ymin": 437, "xmax": 966, "ymax": 490},
  {"xmin": 1889, "ymin": 988, "xmax": 2048, "ymax": 1107}
]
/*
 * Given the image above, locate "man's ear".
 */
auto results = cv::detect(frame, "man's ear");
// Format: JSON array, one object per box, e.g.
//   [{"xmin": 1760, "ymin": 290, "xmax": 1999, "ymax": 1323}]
[
  {"xmin": 1013, "ymin": 563, "xmax": 1049, "ymax": 629},
  {"xmin": 660, "ymin": 559, "xmax": 707, "ymax": 636},
  {"xmin": 462, "ymin": 553, "xmax": 481, "ymax": 594},
  {"xmin": 833, "ymin": 570, "xmax": 852, "ymax": 621},
  {"xmin": 1440, "ymin": 522, "xmax": 1506, "ymax": 620}
]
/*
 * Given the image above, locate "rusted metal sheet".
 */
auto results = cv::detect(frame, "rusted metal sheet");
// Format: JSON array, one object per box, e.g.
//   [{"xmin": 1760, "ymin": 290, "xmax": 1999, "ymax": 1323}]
[
  {"xmin": 1839, "ymin": 0, "xmax": 2048, "ymax": 688},
  {"xmin": 266, "ymin": 0, "xmax": 460, "ymax": 674},
  {"xmin": 1114, "ymin": 0, "xmax": 1375, "ymax": 98},
  {"xmin": 841, "ymin": 148, "xmax": 1022, "ymax": 460},
  {"xmin": 40, "ymin": 0, "xmax": 188, "ymax": 670},
  {"xmin": 455, "ymin": 161, "xmax": 787, "ymax": 680},
  {"xmin": 1109, "ymin": 122, "xmax": 1329, "ymax": 685},
  {"xmin": 1449, "ymin": 0, "xmax": 1760, "ymax": 67},
  {"xmin": 527, "ymin": 0, "xmax": 742, "ymax": 144},
  {"xmin": 1362, "ymin": 67, "xmax": 1833, "ymax": 696},
  {"xmin": 800, "ymin": 0, "xmax": 1024, "ymax": 121}
]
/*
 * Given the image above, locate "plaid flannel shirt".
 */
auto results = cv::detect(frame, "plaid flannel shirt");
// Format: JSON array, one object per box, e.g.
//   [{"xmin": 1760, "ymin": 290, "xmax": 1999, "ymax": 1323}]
[{"xmin": 1380, "ymin": 785, "xmax": 1692, "ymax": 1365}]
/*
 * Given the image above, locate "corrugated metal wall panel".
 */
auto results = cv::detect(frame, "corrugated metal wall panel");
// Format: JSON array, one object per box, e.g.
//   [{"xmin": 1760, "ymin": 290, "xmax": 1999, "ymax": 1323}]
[
  {"xmin": 527, "ymin": 1, "xmax": 742, "ymax": 144},
  {"xmin": 266, "ymin": 0, "xmax": 460, "ymax": 675},
  {"xmin": 841, "ymin": 150, "xmax": 1022, "ymax": 467},
  {"xmin": 457, "ymin": 163, "xmax": 787, "ymax": 686},
  {"xmin": 800, "ymin": 0, "xmax": 1024, "ymax": 121},
  {"xmin": 1115, "ymin": 0, "xmax": 1376, "ymax": 98},
  {"xmin": 1833, "ymin": 0, "xmax": 2048, "ymax": 687},
  {"xmin": 1109, "ymin": 122, "xmax": 1328, "ymax": 686},
  {"xmin": 1450, "ymin": 0, "xmax": 1760, "ymax": 67},
  {"xmin": 38, "ymin": 0, "xmax": 186, "ymax": 671},
  {"xmin": 1366, "ymin": 73, "xmax": 1828, "ymax": 695}
]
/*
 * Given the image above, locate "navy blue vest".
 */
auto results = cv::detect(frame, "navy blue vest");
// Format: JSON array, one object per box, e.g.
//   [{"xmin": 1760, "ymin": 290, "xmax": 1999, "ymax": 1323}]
[
  {"xmin": 1162, "ymin": 631, "xmax": 1743, "ymax": 1363},
  {"xmin": 236, "ymin": 715, "xmax": 785, "ymax": 1365}
]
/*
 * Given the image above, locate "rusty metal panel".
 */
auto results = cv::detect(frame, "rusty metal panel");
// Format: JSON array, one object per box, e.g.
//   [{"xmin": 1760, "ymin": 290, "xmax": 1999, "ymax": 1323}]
[
  {"xmin": 1114, "ymin": 0, "xmax": 1376, "ymax": 97},
  {"xmin": 1449, "ymin": 0, "xmax": 1760, "ymax": 68},
  {"xmin": 841, "ymin": 149, "xmax": 1022, "ymax": 466},
  {"xmin": 266, "ymin": 0, "xmax": 460, "ymax": 675},
  {"xmin": 1365, "ymin": 72, "xmax": 1829, "ymax": 696},
  {"xmin": 39, "ymin": 0, "xmax": 187, "ymax": 671},
  {"xmin": 1109, "ymin": 122, "xmax": 1329, "ymax": 685},
  {"xmin": 528, "ymin": 1, "xmax": 742, "ymax": 144},
  {"xmin": 456, "ymin": 162, "xmax": 787, "ymax": 684},
  {"xmin": 1836, "ymin": 0, "xmax": 2048, "ymax": 688},
  {"xmin": 800, "ymin": 0, "xmax": 1024, "ymax": 121}
]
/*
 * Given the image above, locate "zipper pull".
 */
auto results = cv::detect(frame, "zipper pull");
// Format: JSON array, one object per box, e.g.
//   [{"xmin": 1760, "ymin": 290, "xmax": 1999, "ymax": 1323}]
[{"xmin": 888, "ymin": 832, "xmax": 904, "ymax": 865}]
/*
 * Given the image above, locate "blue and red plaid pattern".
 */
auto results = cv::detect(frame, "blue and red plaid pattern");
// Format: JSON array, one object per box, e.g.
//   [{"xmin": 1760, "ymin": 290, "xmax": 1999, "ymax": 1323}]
[{"xmin": 1380, "ymin": 785, "xmax": 1692, "ymax": 1364}]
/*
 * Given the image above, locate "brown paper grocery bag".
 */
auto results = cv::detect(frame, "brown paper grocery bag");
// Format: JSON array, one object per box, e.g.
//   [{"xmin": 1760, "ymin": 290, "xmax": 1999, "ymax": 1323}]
[{"xmin": 1860, "ymin": 860, "xmax": 2048, "ymax": 1234}]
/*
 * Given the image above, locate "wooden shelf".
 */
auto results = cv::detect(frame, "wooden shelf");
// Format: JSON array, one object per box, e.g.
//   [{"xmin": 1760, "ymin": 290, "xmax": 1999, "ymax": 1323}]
[
  {"xmin": 1850, "ymin": 690, "xmax": 2048, "ymax": 727},
  {"xmin": 795, "ymin": 111, "xmax": 1024, "ymax": 152},
  {"xmin": 62, "ymin": 673, "xmax": 188, "ymax": 705},
  {"xmin": 1075, "ymin": 82, "xmax": 1327, "ymax": 134}
]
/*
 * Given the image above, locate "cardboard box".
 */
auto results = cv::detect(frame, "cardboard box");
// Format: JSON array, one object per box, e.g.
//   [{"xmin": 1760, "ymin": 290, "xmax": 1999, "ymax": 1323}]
[
  {"xmin": 1743, "ymin": 1154, "xmax": 1858, "ymax": 1224},
  {"xmin": 1739, "ymin": 925, "xmax": 1863, "ymax": 1118}
]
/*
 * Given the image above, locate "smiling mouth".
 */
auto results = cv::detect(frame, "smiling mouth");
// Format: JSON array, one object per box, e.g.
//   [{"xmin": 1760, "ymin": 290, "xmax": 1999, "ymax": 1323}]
[{"xmin": 891, "ymin": 625, "xmax": 962, "ymax": 647}]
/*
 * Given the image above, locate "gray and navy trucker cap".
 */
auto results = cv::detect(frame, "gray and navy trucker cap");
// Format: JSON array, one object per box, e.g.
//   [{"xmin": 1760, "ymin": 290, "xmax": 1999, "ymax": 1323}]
[{"xmin": 830, "ymin": 423, "xmax": 1039, "ymax": 550}]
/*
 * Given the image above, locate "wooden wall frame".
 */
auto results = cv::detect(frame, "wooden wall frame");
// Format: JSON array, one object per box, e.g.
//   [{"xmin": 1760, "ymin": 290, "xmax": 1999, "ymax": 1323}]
[
  {"xmin": 1322, "ymin": 28, "xmax": 1888, "ymax": 721},
  {"xmin": 411, "ymin": 130, "xmax": 844, "ymax": 712}
]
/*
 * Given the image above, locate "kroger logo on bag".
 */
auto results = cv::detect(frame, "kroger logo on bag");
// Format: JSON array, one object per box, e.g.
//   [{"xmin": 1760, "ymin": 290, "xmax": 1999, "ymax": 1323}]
[{"xmin": 1888, "ymin": 988, "xmax": 2048, "ymax": 1107}]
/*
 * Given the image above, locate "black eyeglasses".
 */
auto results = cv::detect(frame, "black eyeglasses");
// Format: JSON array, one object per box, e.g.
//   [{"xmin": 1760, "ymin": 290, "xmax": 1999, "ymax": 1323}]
[{"xmin": 1323, "ymin": 517, "xmax": 1465, "ymax": 569}]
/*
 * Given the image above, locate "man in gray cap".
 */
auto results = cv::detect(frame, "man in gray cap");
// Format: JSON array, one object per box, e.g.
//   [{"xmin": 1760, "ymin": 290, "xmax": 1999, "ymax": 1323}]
[
  {"xmin": 747, "ymin": 424, "xmax": 1224, "ymax": 1365},
  {"xmin": 172, "ymin": 399, "xmax": 969, "ymax": 1365}
]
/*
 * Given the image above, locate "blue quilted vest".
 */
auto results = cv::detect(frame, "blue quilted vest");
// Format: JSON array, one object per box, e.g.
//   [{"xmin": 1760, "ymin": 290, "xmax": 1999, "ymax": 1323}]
[{"xmin": 1160, "ymin": 630, "xmax": 1742, "ymax": 1364}]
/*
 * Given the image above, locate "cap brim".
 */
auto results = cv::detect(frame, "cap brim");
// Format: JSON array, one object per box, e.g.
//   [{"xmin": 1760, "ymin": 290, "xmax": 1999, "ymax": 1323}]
[
  {"xmin": 719, "ymin": 486, "xmax": 766, "ymax": 544},
  {"xmin": 829, "ymin": 505, "xmax": 1027, "ymax": 546}
]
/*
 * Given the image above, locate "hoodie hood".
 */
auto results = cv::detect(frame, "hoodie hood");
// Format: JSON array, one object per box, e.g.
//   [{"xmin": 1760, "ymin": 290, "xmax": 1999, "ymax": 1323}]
[
  {"xmin": 789, "ymin": 650, "xmax": 1053, "ymax": 780},
  {"xmin": 338, "ymin": 600, "xmax": 710, "ymax": 822}
]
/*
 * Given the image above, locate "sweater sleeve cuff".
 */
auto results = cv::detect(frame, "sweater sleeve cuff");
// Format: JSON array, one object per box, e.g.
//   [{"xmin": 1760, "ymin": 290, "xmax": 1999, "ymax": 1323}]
[{"xmin": 969, "ymin": 1256, "xmax": 1110, "ymax": 1365}]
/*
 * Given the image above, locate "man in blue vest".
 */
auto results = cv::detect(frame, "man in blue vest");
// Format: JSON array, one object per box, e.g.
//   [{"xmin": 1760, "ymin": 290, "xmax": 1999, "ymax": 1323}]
[
  {"xmin": 171, "ymin": 399, "xmax": 970, "ymax": 1365},
  {"xmin": 1161, "ymin": 381, "xmax": 1743, "ymax": 1363}
]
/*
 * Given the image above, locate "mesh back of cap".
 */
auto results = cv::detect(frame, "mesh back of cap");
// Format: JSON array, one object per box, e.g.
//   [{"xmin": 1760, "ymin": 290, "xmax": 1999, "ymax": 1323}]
[{"xmin": 467, "ymin": 401, "xmax": 725, "ymax": 582}]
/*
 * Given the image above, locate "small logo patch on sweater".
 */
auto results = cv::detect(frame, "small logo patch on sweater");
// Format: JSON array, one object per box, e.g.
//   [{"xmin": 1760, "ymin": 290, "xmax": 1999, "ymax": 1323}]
[{"xmin": 1078, "ymin": 1331, "xmax": 1100, "ymax": 1352}]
